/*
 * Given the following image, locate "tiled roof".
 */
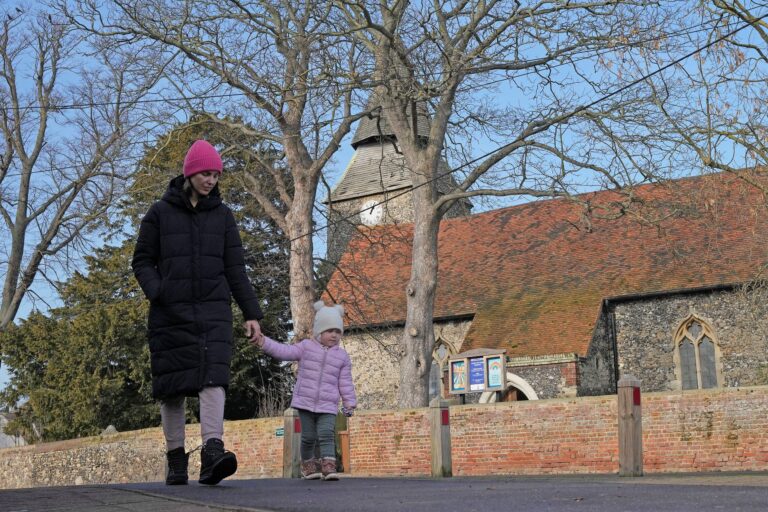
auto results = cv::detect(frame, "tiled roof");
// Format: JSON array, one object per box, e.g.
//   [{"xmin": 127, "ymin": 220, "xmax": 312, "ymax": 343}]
[{"xmin": 325, "ymin": 172, "xmax": 768, "ymax": 357}]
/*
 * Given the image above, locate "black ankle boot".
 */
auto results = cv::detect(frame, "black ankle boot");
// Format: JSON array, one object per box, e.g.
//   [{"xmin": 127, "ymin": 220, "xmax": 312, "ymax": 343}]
[
  {"xmin": 199, "ymin": 438, "xmax": 237, "ymax": 485},
  {"xmin": 165, "ymin": 447, "xmax": 189, "ymax": 485}
]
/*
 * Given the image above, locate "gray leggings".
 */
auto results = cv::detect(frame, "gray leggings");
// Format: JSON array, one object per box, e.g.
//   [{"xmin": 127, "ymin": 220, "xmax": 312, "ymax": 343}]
[
  {"xmin": 160, "ymin": 386, "xmax": 225, "ymax": 451},
  {"xmin": 297, "ymin": 409, "xmax": 337, "ymax": 460}
]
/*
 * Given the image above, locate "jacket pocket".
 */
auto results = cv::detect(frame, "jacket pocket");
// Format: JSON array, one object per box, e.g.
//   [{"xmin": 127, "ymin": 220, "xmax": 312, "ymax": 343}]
[{"xmin": 151, "ymin": 279, "xmax": 166, "ymax": 304}]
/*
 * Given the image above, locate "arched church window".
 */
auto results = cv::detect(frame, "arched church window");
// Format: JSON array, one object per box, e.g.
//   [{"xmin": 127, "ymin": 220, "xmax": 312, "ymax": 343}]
[
  {"xmin": 428, "ymin": 339, "xmax": 454, "ymax": 402},
  {"xmin": 674, "ymin": 315, "xmax": 720, "ymax": 390}
]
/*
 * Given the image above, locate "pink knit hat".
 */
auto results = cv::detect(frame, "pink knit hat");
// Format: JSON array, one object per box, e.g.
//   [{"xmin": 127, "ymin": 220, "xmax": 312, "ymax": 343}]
[{"xmin": 183, "ymin": 140, "xmax": 223, "ymax": 178}]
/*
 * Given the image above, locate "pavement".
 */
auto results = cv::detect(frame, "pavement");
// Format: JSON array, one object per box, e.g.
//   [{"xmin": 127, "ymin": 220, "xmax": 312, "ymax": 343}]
[{"xmin": 3, "ymin": 472, "xmax": 768, "ymax": 512}]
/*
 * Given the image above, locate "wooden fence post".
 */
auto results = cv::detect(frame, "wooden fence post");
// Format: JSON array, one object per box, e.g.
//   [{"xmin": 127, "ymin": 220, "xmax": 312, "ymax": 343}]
[
  {"xmin": 618, "ymin": 375, "xmax": 643, "ymax": 476},
  {"xmin": 430, "ymin": 399, "xmax": 452, "ymax": 477},
  {"xmin": 283, "ymin": 408, "xmax": 301, "ymax": 478}
]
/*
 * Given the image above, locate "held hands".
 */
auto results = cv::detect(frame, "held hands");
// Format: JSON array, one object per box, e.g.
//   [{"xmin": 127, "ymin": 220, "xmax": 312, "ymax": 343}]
[
  {"xmin": 251, "ymin": 333, "xmax": 265, "ymax": 348},
  {"xmin": 244, "ymin": 319, "xmax": 262, "ymax": 344}
]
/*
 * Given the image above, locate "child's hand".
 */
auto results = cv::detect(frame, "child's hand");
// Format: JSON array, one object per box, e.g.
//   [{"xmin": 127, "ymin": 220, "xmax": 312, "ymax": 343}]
[
  {"xmin": 342, "ymin": 407, "xmax": 354, "ymax": 417},
  {"xmin": 251, "ymin": 333, "xmax": 265, "ymax": 348}
]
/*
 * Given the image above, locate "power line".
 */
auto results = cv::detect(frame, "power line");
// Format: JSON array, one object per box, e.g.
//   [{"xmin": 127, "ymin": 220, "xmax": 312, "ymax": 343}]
[
  {"xmin": 4, "ymin": 12, "xmax": 765, "ymax": 249},
  {"xmin": 290, "ymin": 11, "xmax": 768, "ymax": 244},
  {"xmin": 1, "ymin": 16, "xmax": 729, "ymax": 113},
  {"xmin": 1, "ymin": 92, "xmax": 246, "ymax": 113},
  {"xmin": 0, "ymin": 15, "xmax": 741, "ymax": 179}
]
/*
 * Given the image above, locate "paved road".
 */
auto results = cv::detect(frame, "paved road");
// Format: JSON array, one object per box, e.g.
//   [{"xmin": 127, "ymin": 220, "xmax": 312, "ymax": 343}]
[{"xmin": 3, "ymin": 473, "xmax": 768, "ymax": 512}]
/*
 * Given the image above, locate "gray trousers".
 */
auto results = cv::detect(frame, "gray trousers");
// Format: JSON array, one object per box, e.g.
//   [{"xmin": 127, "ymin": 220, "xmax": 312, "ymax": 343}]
[
  {"xmin": 160, "ymin": 386, "xmax": 225, "ymax": 451},
  {"xmin": 297, "ymin": 409, "xmax": 337, "ymax": 460}
]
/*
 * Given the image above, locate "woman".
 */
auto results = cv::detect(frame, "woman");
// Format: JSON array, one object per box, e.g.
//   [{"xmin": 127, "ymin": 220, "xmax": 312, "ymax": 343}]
[{"xmin": 132, "ymin": 140, "xmax": 262, "ymax": 486}]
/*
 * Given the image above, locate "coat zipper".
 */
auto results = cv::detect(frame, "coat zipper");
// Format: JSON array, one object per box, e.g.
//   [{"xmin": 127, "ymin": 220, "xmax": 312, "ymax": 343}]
[{"xmin": 313, "ymin": 345, "xmax": 329, "ymax": 408}]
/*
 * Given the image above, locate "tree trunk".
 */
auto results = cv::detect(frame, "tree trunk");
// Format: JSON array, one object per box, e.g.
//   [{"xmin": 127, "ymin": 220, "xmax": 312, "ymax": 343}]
[
  {"xmin": 0, "ymin": 226, "xmax": 25, "ymax": 330},
  {"xmin": 285, "ymin": 177, "xmax": 316, "ymax": 341},
  {"xmin": 397, "ymin": 179, "xmax": 440, "ymax": 407}
]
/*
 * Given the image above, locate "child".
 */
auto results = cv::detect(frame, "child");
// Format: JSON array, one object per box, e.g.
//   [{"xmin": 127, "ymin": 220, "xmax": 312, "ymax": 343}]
[{"xmin": 253, "ymin": 300, "xmax": 357, "ymax": 480}]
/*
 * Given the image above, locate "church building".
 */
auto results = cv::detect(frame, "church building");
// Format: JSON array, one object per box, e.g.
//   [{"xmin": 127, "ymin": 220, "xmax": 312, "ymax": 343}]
[{"xmin": 324, "ymin": 110, "xmax": 768, "ymax": 410}]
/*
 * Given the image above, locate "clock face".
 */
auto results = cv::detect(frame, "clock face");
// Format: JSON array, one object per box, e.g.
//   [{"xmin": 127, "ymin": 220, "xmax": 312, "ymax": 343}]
[{"xmin": 360, "ymin": 199, "xmax": 384, "ymax": 226}]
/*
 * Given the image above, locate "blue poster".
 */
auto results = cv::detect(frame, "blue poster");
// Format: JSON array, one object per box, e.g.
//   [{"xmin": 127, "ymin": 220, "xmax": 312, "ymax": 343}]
[{"xmin": 469, "ymin": 357, "xmax": 485, "ymax": 391}]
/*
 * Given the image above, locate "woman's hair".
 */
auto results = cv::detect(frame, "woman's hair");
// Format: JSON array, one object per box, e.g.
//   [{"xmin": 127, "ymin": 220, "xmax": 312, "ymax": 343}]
[{"xmin": 182, "ymin": 178, "xmax": 193, "ymax": 197}]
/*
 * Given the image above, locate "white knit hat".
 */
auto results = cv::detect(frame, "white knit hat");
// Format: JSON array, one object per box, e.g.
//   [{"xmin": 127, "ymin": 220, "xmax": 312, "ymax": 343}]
[{"xmin": 312, "ymin": 300, "xmax": 344, "ymax": 338}]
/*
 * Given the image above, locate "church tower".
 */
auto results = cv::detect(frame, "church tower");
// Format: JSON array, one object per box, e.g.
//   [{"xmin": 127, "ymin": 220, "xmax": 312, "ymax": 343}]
[{"xmin": 326, "ymin": 105, "xmax": 471, "ymax": 264}]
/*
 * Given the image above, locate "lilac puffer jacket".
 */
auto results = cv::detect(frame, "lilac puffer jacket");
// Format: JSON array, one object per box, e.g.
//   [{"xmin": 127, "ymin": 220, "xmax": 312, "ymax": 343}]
[{"xmin": 261, "ymin": 336, "xmax": 357, "ymax": 414}]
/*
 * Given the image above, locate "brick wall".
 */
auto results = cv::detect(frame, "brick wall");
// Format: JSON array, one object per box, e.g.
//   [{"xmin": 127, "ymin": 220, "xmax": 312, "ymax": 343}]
[
  {"xmin": 451, "ymin": 396, "xmax": 618, "ymax": 475},
  {"xmin": 225, "ymin": 417, "xmax": 284, "ymax": 478},
  {"xmin": 348, "ymin": 408, "xmax": 432, "ymax": 476},
  {"xmin": 643, "ymin": 387, "xmax": 768, "ymax": 472},
  {"xmin": 2, "ymin": 387, "xmax": 768, "ymax": 488},
  {"xmin": 562, "ymin": 362, "xmax": 578, "ymax": 387}
]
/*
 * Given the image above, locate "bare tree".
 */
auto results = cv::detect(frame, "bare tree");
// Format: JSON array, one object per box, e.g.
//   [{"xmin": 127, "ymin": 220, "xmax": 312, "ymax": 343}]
[
  {"xmin": 0, "ymin": 6, "xmax": 157, "ymax": 330},
  {"xmin": 63, "ymin": 0, "xmax": 370, "ymax": 339},
  {"xmin": 634, "ymin": 1, "xmax": 768, "ymax": 189},
  {"xmin": 335, "ymin": 0, "xmax": 683, "ymax": 407}
]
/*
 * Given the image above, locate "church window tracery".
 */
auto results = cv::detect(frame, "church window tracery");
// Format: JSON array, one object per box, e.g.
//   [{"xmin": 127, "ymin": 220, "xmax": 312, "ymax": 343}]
[{"xmin": 673, "ymin": 315, "xmax": 721, "ymax": 390}]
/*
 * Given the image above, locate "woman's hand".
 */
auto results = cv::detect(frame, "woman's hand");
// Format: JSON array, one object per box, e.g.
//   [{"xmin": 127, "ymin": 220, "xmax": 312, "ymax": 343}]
[{"xmin": 244, "ymin": 319, "xmax": 262, "ymax": 343}]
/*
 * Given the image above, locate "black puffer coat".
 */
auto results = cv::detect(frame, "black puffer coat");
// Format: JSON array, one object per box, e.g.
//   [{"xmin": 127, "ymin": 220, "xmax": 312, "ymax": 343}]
[{"xmin": 132, "ymin": 176, "xmax": 263, "ymax": 400}]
